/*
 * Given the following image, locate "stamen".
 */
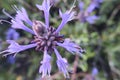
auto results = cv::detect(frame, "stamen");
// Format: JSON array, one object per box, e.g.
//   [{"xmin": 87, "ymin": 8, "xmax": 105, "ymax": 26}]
[
  {"xmin": 2, "ymin": 9, "xmax": 14, "ymax": 20},
  {"xmin": 12, "ymin": 5, "xmax": 19, "ymax": 11},
  {"xmin": 69, "ymin": 0, "xmax": 76, "ymax": 13},
  {"xmin": 0, "ymin": 19, "xmax": 12, "ymax": 24}
]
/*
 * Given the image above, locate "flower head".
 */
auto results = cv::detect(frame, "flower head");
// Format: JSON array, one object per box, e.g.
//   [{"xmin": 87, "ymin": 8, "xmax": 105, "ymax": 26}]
[
  {"xmin": 1, "ymin": 0, "xmax": 84, "ymax": 78},
  {"xmin": 77, "ymin": 0, "xmax": 103, "ymax": 24}
]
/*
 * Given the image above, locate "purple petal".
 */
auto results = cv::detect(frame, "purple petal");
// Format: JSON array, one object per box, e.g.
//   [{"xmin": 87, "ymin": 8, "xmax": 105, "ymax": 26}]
[
  {"xmin": 15, "ymin": 7, "xmax": 33, "ymax": 26},
  {"xmin": 54, "ymin": 48, "xmax": 69, "ymax": 78},
  {"xmin": 79, "ymin": 1, "xmax": 84, "ymax": 11},
  {"xmin": 6, "ymin": 28, "xmax": 20, "ymax": 40},
  {"xmin": 39, "ymin": 48, "xmax": 51, "ymax": 77},
  {"xmin": 92, "ymin": 67, "xmax": 98, "ymax": 76},
  {"xmin": 11, "ymin": 19, "xmax": 34, "ymax": 34},
  {"xmin": 55, "ymin": 9, "xmax": 75, "ymax": 33},
  {"xmin": 7, "ymin": 55, "xmax": 15, "ymax": 64},
  {"xmin": 3, "ymin": 8, "xmax": 34, "ymax": 34},
  {"xmin": 0, "ymin": 40, "xmax": 37, "ymax": 57},
  {"xmin": 57, "ymin": 38, "xmax": 84, "ymax": 56},
  {"xmin": 86, "ymin": 3, "xmax": 96, "ymax": 13},
  {"xmin": 86, "ymin": 15, "xmax": 99, "ymax": 24},
  {"xmin": 36, "ymin": 0, "xmax": 51, "ymax": 28}
]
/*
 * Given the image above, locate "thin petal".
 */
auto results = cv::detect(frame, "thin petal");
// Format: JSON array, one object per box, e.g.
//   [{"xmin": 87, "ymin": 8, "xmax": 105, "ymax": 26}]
[
  {"xmin": 11, "ymin": 19, "xmax": 34, "ymax": 34},
  {"xmin": 55, "ymin": 9, "xmax": 75, "ymax": 33},
  {"xmin": 0, "ymin": 40, "xmax": 37, "ymax": 57},
  {"xmin": 57, "ymin": 38, "xmax": 84, "ymax": 56},
  {"xmin": 15, "ymin": 7, "xmax": 33, "ymax": 26},
  {"xmin": 54, "ymin": 48, "xmax": 69, "ymax": 78},
  {"xmin": 86, "ymin": 3, "xmax": 96, "ymax": 13},
  {"xmin": 3, "ymin": 8, "xmax": 34, "ymax": 34},
  {"xmin": 79, "ymin": 1, "xmax": 84, "ymax": 11},
  {"xmin": 92, "ymin": 67, "xmax": 98, "ymax": 76},
  {"xmin": 86, "ymin": 15, "xmax": 99, "ymax": 24},
  {"xmin": 36, "ymin": 0, "xmax": 51, "ymax": 28},
  {"xmin": 39, "ymin": 48, "xmax": 52, "ymax": 77}
]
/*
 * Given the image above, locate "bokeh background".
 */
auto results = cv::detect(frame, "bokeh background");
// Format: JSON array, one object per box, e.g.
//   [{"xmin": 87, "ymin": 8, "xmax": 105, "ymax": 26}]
[{"xmin": 0, "ymin": 0, "xmax": 120, "ymax": 80}]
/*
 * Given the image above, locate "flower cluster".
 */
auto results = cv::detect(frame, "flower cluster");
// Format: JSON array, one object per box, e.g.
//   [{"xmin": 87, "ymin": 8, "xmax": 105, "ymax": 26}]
[
  {"xmin": 0, "ymin": 0, "xmax": 84, "ymax": 78},
  {"xmin": 77, "ymin": 0, "xmax": 103, "ymax": 24}
]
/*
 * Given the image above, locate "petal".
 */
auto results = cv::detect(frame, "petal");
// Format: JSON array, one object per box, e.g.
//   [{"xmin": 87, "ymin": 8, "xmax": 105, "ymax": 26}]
[
  {"xmin": 15, "ymin": 7, "xmax": 33, "ymax": 26},
  {"xmin": 0, "ymin": 40, "xmax": 37, "ymax": 57},
  {"xmin": 86, "ymin": 3, "xmax": 96, "ymax": 13},
  {"xmin": 86, "ymin": 15, "xmax": 99, "ymax": 24},
  {"xmin": 11, "ymin": 19, "xmax": 34, "ymax": 34},
  {"xmin": 79, "ymin": 1, "xmax": 84, "ymax": 11},
  {"xmin": 36, "ymin": 0, "xmax": 51, "ymax": 28},
  {"xmin": 39, "ymin": 48, "xmax": 52, "ymax": 77},
  {"xmin": 57, "ymin": 38, "xmax": 84, "ymax": 56},
  {"xmin": 53, "ymin": 48, "xmax": 69, "ymax": 78},
  {"xmin": 3, "ymin": 8, "xmax": 34, "ymax": 34},
  {"xmin": 55, "ymin": 9, "xmax": 75, "ymax": 33}
]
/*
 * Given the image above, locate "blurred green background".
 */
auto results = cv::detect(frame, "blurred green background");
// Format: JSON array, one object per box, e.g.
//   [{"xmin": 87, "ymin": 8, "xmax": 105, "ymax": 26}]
[{"xmin": 0, "ymin": 0, "xmax": 120, "ymax": 80}]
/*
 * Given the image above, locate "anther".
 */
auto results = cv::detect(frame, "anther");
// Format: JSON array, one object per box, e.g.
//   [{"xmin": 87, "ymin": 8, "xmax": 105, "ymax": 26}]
[
  {"xmin": 47, "ymin": 41, "xmax": 51, "ymax": 47},
  {"xmin": 41, "ymin": 41, "xmax": 46, "ymax": 46}
]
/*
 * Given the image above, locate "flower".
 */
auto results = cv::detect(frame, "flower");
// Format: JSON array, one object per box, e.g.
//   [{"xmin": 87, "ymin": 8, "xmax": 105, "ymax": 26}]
[
  {"xmin": 1, "ymin": 0, "xmax": 84, "ymax": 78},
  {"xmin": 77, "ymin": 0, "xmax": 103, "ymax": 24},
  {"xmin": 5, "ymin": 28, "xmax": 20, "ymax": 40},
  {"xmin": 91, "ymin": 67, "xmax": 98, "ymax": 76}
]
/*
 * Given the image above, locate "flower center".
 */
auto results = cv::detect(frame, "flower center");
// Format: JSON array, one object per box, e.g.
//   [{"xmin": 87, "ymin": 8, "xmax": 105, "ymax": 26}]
[{"xmin": 32, "ymin": 21, "xmax": 64, "ymax": 51}]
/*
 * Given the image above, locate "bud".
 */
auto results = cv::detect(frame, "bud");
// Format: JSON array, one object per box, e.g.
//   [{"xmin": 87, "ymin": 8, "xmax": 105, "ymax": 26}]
[{"xmin": 32, "ymin": 20, "xmax": 47, "ymax": 37}]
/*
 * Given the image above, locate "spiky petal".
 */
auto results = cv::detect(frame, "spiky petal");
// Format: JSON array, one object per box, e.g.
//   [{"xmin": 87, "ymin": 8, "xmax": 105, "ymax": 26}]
[
  {"xmin": 36, "ymin": 0, "xmax": 51, "ymax": 28},
  {"xmin": 57, "ymin": 38, "xmax": 84, "ymax": 56},
  {"xmin": 55, "ymin": 9, "xmax": 75, "ymax": 33},
  {"xmin": 15, "ymin": 7, "xmax": 33, "ymax": 26},
  {"xmin": 3, "ymin": 8, "xmax": 34, "ymax": 34},
  {"xmin": 0, "ymin": 40, "xmax": 37, "ymax": 57},
  {"xmin": 54, "ymin": 48, "xmax": 69, "ymax": 78},
  {"xmin": 39, "ymin": 48, "xmax": 52, "ymax": 77}
]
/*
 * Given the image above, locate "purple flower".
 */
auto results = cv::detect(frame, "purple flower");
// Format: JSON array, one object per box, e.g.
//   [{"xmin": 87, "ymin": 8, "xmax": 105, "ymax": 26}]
[
  {"xmin": 78, "ymin": 0, "xmax": 103, "ymax": 24},
  {"xmin": 1, "ymin": 0, "xmax": 84, "ymax": 78},
  {"xmin": 6, "ymin": 28, "xmax": 20, "ymax": 40},
  {"xmin": 86, "ymin": 15, "xmax": 99, "ymax": 24},
  {"xmin": 7, "ymin": 55, "xmax": 15, "ymax": 64},
  {"xmin": 92, "ymin": 67, "xmax": 98, "ymax": 76},
  {"xmin": 79, "ymin": 1, "xmax": 84, "ymax": 11}
]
